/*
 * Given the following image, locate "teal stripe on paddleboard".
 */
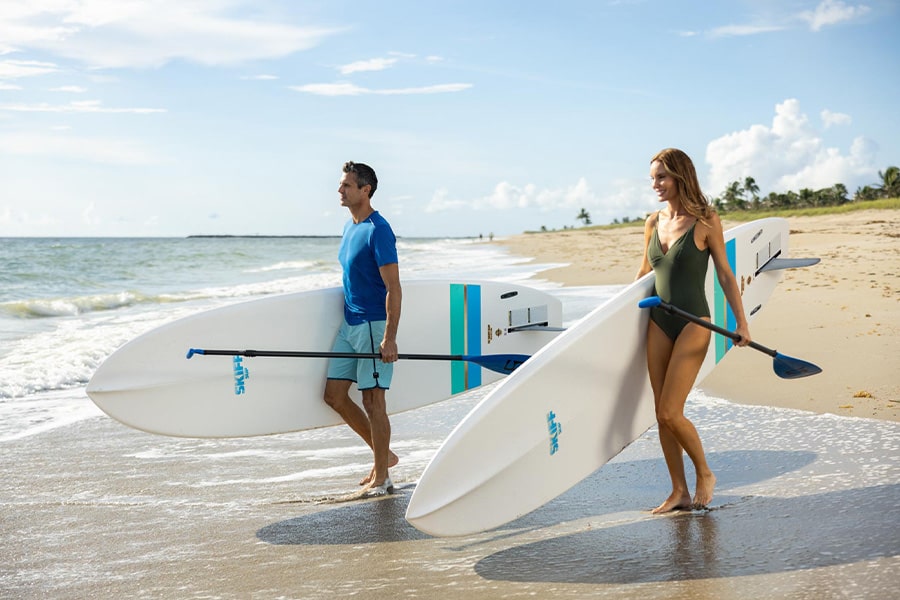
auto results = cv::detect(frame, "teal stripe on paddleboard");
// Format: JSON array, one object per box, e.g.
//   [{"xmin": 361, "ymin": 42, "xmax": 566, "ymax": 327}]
[
  {"xmin": 466, "ymin": 285, "xmax": 482, "ymax": 388},
  {"xmin": 714, "ymin": 238, "xmax": 737, "ymax": 362},
  {"xmin": 450, "ymin": 284, "xmax": 466, "ymax": 394}
]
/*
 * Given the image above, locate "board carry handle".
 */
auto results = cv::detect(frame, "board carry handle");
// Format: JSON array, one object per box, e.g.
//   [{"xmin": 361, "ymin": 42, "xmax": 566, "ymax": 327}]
[
  {"xmin": 187, "ymin": 348, "xmax": 529, "ymax": 376},
  {"xmin": 637, "ymin": 296, "xmax": 822, "ymax": 380}
]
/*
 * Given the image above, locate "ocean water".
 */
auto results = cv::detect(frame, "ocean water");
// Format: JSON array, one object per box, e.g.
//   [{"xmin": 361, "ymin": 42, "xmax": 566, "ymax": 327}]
[
  {"xmin": 2, "ymin": 236, "xmax": 899, "ymax": 598},
  {"xmin": 0, "ymin": 235, "xmax": 608, "ymax": 442}
]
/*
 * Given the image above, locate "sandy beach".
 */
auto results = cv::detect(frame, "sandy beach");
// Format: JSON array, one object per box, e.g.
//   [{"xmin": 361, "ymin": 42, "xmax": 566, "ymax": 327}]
[
  {"xmin": 501, "ymin": 208, "xmax": 900, "ymax": 422},
  {"xmin": 2, "ymin": 215, "xmax": 898, "ymax": 599}
]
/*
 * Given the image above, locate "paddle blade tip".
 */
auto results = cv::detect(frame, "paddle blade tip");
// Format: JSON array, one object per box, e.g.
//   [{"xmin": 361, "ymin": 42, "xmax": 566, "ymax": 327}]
[
  {"xmin": 773, "ymin": 354, "xmax": 823, "ymax": 379},
  {"xmin": 186, "ymin": 348, "xmax": 204, "ymax": 359}
]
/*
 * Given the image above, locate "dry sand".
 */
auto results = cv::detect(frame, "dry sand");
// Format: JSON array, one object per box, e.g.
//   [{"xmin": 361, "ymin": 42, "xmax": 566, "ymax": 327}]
[{"xmin": 500, "ymin": 209, "xmax": 899, "ymax": 422}]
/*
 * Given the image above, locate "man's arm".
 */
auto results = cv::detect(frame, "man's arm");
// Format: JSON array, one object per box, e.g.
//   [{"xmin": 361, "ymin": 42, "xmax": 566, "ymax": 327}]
[{"xmin": 378, "ymin": 262, "xmax": 401, "ymax": 362}]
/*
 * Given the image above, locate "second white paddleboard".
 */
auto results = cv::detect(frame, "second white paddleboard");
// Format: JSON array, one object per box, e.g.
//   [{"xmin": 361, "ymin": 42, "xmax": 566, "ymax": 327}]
[{"xmin": 406, "ymin": 218, "xmax": 795, "ymax": 536}]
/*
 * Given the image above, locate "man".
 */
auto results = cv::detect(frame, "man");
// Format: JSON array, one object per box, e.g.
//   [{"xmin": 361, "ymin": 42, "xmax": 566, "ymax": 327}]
[{"xmin": 324, "ymin": 161, "xmax": 401, "ymax": 496}]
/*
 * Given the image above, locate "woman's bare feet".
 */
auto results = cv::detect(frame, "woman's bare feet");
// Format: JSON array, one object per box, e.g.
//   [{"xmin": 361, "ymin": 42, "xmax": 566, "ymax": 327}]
[
  {"xmin": 359, "ymin": 450, "xmax": 400, "ymax": 486},
  {"xmin": 651, "ymin": 491, "xmax": 693, "ymax": 514},
  {"xmin": 692, "ymin": 471, "xmax": 716, "ymax": 509}
]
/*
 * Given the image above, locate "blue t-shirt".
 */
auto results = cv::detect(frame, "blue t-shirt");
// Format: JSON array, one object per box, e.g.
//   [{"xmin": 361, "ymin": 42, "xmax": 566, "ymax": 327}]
[{"xmin": 338, "ymin": 211, "xmax": 398, "ymax": 324}]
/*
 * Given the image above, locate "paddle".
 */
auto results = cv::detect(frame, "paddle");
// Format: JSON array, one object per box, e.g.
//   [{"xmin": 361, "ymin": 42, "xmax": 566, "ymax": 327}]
[
  {"xmin": 186, "ymin": 348, "xmax": 529, "ymax": 375},
  {"xmin": 637, "ymin": 296, "xmax": 822, "ymax": 379}
]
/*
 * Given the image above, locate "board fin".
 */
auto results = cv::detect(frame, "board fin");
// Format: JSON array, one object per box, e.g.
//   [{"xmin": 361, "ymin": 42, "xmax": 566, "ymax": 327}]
[{"xmin": 756, "ymin": 256, "xmax": 820, "ymax": 275}]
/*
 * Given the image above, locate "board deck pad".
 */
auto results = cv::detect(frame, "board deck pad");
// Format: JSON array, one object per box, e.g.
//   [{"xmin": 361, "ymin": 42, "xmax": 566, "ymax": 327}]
[
  {"xmin": 87, "ymin": 280, "xmax": 562, "ymax": 438},
  {"xmin": 406, "ymin": 218, "xmax": 795, "ymax": 536}
]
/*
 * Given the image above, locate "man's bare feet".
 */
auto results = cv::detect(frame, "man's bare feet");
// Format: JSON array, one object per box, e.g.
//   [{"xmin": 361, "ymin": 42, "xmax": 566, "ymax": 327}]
[
  {"xmin": 358, "ymin": 450, "xmax": 400, "ymax": 486},
  {"xmin": 692, "ymin": 471, "xmax": 716, "ymax": 509},
  {"xmin": 651, "ymin": 491, "xmax": 693, "ymax": 514}
]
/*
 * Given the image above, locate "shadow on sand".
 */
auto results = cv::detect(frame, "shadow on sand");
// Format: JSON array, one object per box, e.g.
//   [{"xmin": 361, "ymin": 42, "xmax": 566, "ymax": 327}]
[
  {"xmin": 474, "ymin": 482, "xmax": 900, "ymax": 584},
  {"xmin": 256, "ymin": 449, "xmax": 820, "ymax": 547}
]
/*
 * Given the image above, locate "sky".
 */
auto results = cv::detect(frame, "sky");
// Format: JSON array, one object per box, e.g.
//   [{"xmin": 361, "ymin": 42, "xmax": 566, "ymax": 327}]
[{"xmin": 1, "ymin": 0, "xmax": 898, "ymax": 238}]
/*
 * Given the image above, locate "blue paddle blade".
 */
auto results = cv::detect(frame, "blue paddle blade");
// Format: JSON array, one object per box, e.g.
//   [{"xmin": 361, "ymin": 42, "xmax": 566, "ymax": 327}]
[
  {"xmin": 464, "ymin": 354, "xmax": 529, "ymax": 375},
  {"xmin": 773, "ymin": 353, "xmax": 823, "ymax": 379}
]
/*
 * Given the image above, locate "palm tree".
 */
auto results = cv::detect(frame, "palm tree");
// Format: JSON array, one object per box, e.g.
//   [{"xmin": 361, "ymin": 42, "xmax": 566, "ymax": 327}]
[
  {"xmin": 743, "ymin": 176, "xmax": 760, "ymax": 209},
  {"xmin": 723, "ymin": 181, "xmax": 746, "ymax": 211},
  {"xmin": 576, "ymin": 208, "xmax": 592, "ymax": 226},
  {"xmin": 877, "ymin": 166, "xmax": 900, "ymax": 198},
  {"xmin": 831, "ymin": 183, "xmax": 849, "ymax": 205},
  {"xmin": 798, "ymin": 188, "xmax": 816, "ymax": 208}
]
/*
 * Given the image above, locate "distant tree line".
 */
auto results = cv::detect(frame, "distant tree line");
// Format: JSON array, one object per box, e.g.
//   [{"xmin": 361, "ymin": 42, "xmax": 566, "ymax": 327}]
[
  {"xmin": 606, "ymin": 165, "xmax": 900, "ymax": 225},
  {"xmin": 711, "ymin": 165, "xmax": 899, "ymax": 212},
  {"xmin": 553, "ymin": 166, "xmax": 899, "ymax": 233}
]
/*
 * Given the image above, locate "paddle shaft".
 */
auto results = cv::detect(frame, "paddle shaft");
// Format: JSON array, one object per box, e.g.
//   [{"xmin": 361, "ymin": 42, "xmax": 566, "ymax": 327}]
[
  {"xmin": 656, "ymin": 301, "xmax": 778, "ymax": 358},
  {"xmin": 187, "ymin": 348, "xmax": 530, "ymax": 375},
  {"xmin": 192, "ymin": 349, "xmax": 486, "ymax": 361}
]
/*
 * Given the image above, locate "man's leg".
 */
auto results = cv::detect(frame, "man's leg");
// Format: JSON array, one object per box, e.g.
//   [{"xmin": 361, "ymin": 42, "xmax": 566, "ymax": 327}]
[
  {"xmin": 361, "ymin": 387, "xmax": 391, "ymax": 488},
  {"xmin": 324, "ymin": 378, "xmax": 373, "ymax": 447}
]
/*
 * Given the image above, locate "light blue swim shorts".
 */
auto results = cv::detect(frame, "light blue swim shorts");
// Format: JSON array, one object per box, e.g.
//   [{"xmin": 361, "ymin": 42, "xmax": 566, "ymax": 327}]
[{"xmin": 326, "ymin": 319, "xmax": 392, "ymax": 390}]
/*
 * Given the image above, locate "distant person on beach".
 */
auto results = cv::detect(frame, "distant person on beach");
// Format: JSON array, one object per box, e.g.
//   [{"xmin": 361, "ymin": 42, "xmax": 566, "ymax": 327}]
[
  {"xmin": 635, "ymin": 148, "xmax": 751, "ymax": 513},
  {"xmin": 323, "ymin": 161, "xmax": 402, "ymax": 496}
]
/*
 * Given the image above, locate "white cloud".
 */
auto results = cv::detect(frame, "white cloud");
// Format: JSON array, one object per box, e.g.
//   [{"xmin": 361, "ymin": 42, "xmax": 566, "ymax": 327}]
[
  {"xmin": 706, "ymin": 0, "xmax": 869, "ymax": 38},
  {"xmin": 339, "ymin": 57, "xmax": 398, "ymax": 75},
  {"xmin": 82, "ymin": 201, "xmax": 100, "ymax": 226},
  {"xmin": 378, "ymin": 83, "xmax": 472, "ymax": 95},
  {"xmin": 0, "ymin": 99, "xmax": 164, "ymax": 113},
  {"xmin": 424, "ymin": 176, "xmax": 655, "ymax": 227},
  {"xmin": 49, "ymin": 85, "xmax": 87, "ymax": 93},
  {"xmin": 427, "ymin": 179, "xmax": 597, "ymax": 213},
  {"xmin": 705, "ymin": 98, "xmax": 877, "ymax": 195},
  {"xmin": 0, "ymin": 131, "xmax": 160, "ymax": 165},
  {"xmin": 800, "ymin": 0, "xmax": 871, "ymax": 32},
  {"xmin": 0, "ymin": 205, "xmax": 57, "ymax": 229},
  {"xmin": 0, "ymin": 59, "xmax": 58, "ymax": 79},
  {"xmin": 290, "ymin": 82, "xmax": 472, "ymax": 96},
  {"xmin": 0, "ymin": 1, "xmax": 342, "ymax": 69},
  {"xmin": 290, "ymin": 82, "xmax": 367, "ymax": 96},
  {"xmin": 709, "ymin": 24, "xmax": 785, "ymax": 37},
  {"xmin": 821, "ymin": 109, "xmax": 851, "ymax": 128}
]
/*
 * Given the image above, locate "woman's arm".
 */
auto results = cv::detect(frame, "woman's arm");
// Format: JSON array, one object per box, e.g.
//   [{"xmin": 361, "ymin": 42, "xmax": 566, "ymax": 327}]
[{"xmin": 635, "ymin": 213, "xmax": 657, "ymax": 281}]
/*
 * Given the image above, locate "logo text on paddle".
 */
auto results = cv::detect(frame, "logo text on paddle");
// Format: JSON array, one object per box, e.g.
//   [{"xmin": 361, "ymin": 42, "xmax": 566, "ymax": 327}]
[
  {"xmin": 547, "ymin": 410, "xmax": 562, "ymax": 455},
  {"xmin": 233, "ymin": 356, "xmax": 249, "ymax": 395}
]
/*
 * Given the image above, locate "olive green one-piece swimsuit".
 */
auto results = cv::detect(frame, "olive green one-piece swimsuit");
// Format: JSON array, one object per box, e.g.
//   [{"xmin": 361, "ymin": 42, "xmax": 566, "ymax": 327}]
[{"xmin": 648, "ymin": 218, "xmax": 711, "ymax": 340}]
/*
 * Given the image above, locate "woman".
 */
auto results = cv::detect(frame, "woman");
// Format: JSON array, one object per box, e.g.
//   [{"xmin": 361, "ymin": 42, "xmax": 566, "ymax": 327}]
[{"xmin": 636, "ymin": 148, "xmax": 751, "ymax": 514}]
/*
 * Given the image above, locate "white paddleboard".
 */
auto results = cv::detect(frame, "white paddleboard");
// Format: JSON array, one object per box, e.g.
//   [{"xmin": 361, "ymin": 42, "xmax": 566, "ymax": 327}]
[
  {"xmin": 87, "ymin": 280, "xmax": 562, "ymax": 437},
  {"xmin": 406, "ymin": 218, "xmax": 794, "ymax": 536}
]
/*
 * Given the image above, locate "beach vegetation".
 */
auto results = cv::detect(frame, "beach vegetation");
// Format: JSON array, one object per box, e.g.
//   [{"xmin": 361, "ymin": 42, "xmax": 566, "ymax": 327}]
[
  {"xmin": 712, "ymin": 166, "xmax": 900, "ymax": 213},
  {"xmin": 576, "ymin": 208, "xmax": 592, "ymax": 226},
  {"xmin": 528, "ymin": 168, "xmax": 899, "ymax": 234}
]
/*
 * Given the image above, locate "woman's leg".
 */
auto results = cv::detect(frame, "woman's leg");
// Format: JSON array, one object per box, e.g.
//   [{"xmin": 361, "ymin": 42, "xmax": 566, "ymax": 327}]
[
  {"xmin": 655, "ymin": 321, "xmax": 715, "ymax": 509},
  {"xmin": 647, "ymin": 321, "xmax": 692, "ymax": 513}
]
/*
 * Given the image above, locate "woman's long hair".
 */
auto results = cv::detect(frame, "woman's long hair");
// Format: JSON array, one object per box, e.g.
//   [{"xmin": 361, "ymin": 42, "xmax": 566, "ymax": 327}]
[{"xmin": 651, "ymin": 148, "xmax": 713, "ymax": 221}]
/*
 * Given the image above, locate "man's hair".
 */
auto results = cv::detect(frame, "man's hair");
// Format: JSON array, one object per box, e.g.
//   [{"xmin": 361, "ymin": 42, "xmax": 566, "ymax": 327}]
[{"xmin": 343, "ymin": 161, "xmax": 378, "ymax": 198}]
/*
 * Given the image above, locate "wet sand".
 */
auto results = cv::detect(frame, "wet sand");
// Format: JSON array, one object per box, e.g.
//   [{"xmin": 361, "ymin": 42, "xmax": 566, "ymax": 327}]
[{"xmin": 2, "ymin": 388, "xmax": 898, "ymax": 599}]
